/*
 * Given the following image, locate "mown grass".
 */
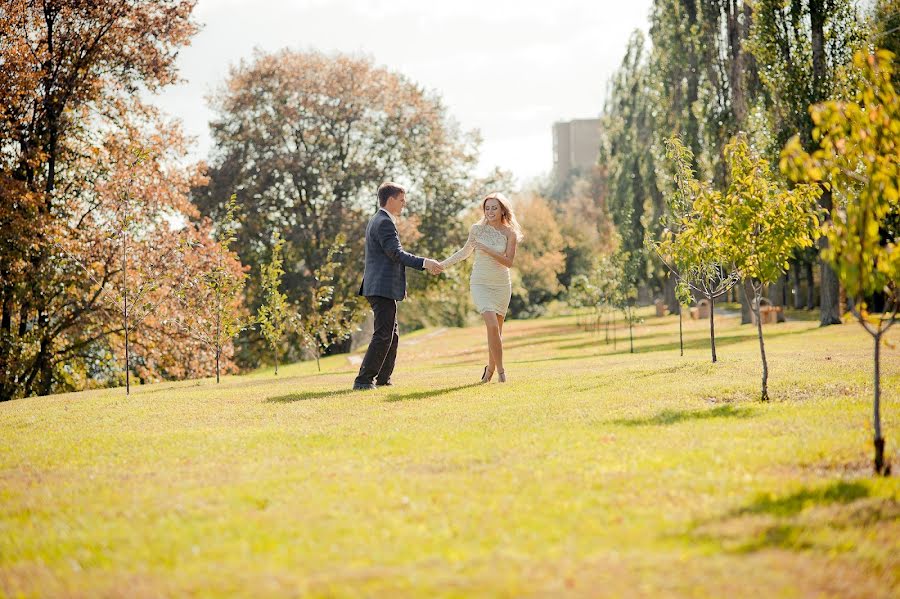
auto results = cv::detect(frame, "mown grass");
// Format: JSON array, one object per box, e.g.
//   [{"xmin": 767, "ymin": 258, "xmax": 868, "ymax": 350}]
[{"xmin": 1, "ymin": 308, "xmax": 899, "ymax": 597}]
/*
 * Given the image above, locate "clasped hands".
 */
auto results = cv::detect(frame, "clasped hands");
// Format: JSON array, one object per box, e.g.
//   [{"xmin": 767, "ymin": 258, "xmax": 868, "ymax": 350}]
[{"xmin": 424, "ymin": 258, "xmax": 444, "ymax": 275}]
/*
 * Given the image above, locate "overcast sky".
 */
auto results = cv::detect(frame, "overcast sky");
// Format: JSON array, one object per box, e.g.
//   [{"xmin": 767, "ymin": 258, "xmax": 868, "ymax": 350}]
[{"xmin": 152, "ymin": 0, "xmax": 654, "ymax": 186}]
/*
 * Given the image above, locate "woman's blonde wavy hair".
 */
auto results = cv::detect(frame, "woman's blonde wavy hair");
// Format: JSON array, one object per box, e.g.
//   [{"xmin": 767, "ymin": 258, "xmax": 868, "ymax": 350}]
[{"xmin": 479, "ymin": 192, "xmax": 524, "ymax": 241}]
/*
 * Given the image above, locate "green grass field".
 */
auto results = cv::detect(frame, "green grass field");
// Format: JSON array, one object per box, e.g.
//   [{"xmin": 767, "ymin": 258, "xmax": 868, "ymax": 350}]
[{"xmin": 2, "ymin": 308, "xmax": 899, "ymax": 597}]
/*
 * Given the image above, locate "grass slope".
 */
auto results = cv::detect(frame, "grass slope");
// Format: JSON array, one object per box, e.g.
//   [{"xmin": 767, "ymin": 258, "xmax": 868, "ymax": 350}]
[{"xmin": 2, "ymin": 309, "xmax": 899, "ymax": 597}]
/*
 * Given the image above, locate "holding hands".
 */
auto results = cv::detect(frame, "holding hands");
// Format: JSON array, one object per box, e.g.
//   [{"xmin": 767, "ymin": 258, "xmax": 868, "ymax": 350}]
[{"xmin": 423, "ymin": 258, "xmax": 444, "ymax": 275}]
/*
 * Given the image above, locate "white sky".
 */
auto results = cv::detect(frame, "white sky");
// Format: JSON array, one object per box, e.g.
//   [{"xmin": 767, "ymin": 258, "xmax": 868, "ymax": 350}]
[{"xmin": 152, "ymin": 0, "xmax": 654, "ymax": 186}]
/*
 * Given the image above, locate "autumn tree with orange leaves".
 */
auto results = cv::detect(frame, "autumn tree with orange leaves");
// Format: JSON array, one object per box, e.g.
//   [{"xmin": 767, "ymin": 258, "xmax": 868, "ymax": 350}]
[{"xmin": 0, "ymin": 1, "xmax": 246, "ymax": 399}]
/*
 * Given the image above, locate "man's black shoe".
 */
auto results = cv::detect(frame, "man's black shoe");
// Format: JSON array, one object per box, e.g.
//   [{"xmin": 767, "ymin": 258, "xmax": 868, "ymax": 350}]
[
  {"xmin": 375, "ymin": 380, "xmax": 393, "ymax": 387},
  {"xmin": 353, "ymin": 383, "xmax": 377, "ymax": 391}
]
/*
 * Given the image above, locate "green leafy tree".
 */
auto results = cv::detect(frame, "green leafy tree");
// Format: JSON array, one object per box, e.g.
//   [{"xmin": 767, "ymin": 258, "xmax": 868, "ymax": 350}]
[
  {"xmin": 650, "ymin": 0, "xmax": 703, "ymax": 171},
  {"xmin": 782, "ymin": 49, "xmax": 900, "ymax": 475},
  {"xmin": 720, "ymin": 135, "xmax": 822, "ymax": 401},
  {"xmin": 197, "ymin": 50, "xmax": 478, "ymax": 366},
  {"xmin": 258, "ymin": 232, "xmax": 289, "ymax": 375},
  {"xmin": 748, "ymin": 0, "xmax": 865, "ymax": 326},
  {"xmin": 656, "ymin": 137, "xmax": 740, "ymax": 363},
  {"xmin": 294, "ymin": 234, "xmax": 359, "ymax": 372},
  {"xmin": 600, "ymin": 32, "xmax": 666, "ymax": 296}
]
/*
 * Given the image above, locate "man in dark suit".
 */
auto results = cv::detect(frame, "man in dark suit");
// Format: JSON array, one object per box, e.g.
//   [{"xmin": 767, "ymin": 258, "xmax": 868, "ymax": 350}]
[{"xmin": 353, "ymin": 182, "xmax": 443, "ymax": 390}]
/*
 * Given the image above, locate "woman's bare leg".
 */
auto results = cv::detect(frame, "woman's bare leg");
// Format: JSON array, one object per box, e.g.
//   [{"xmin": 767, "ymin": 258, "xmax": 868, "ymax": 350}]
[
  {"xmin": 496, "ymin": 313, "xmax": 507, "ymax": 381},
  {"xmin": 484, "ymin": 313, "xmax": 504, "ymax": 377},
  {"xmin": 483, "ymin": 311, "xmax": 503, "ymax": 380}
]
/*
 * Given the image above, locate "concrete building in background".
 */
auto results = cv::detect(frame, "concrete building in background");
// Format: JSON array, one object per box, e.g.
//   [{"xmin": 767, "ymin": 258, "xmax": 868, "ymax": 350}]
[{"xmin": 552, "ymin": 118, "xmax": 602, "ymax": 181}]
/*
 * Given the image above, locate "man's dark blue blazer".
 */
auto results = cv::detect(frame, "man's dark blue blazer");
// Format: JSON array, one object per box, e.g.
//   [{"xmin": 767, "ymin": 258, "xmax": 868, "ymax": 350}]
[{"xmin": 358, "ymin": 209, "xmax": 425, "ymax": 300}]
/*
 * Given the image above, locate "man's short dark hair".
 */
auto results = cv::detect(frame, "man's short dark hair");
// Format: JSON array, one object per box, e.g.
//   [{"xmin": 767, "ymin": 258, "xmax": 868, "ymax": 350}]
[{"xmin": 378, "ymin": 182, "xmax": 405, "ymax": 207}]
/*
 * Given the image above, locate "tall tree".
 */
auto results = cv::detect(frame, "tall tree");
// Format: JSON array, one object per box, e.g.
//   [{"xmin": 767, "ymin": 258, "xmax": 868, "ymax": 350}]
[
  {"xmin": 198, "ymin": 49, "xmax": 478, "ymax": 366},
  {"xmin": 0, "ymin": 0, "xmax": 201, "ymax": 400},
  {"xmin": 600, "ymin": 32, "xmax": 665, "ymax": 300},
  {"xmin": 650, "ymin": 0, "xmax": 703, "ymax": 170},
  {"xmin": 694, "ymin": 0, "xmax": 762, "ymax": 184},
  {"xmin": 748, "ymin": 0, "xmax": 865, "ymax": 325}
]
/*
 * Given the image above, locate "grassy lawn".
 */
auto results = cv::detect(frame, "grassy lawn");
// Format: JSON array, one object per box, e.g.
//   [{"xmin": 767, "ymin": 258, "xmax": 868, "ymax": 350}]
[{"xmin": 2, "ymin": 308, "xmax": 899, "ymax": 597}]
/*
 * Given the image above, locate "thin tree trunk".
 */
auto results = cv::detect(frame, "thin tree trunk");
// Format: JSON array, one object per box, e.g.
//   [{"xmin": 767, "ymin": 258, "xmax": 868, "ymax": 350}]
[
  {"xmin": 873, "ymin": 331, "xmax": 886, "ymax": 474},
  {"xmin": 769, "ymin": 274, "xmax": 787, "ymax": 323},
  {"xmin": 709, "ymin": 294, "xmax": 717, "ymax": 363},
  {"xmin": 665, "ymin": 275, "xmax": 679, "ymax": 315},
  {"xmin": 820, "ymin": 254, "xmax": 842, "ymax": 325},
  {"xmin": 215, "ymin": 298, "xmax": 221, "ymax": 383},
  {"xmin": 816, "ymin": 178, "xmax": 841, "ymax": 324},
  {"xmin": 613, "ymin": 312, "xmax": 617, "ymax": 350},
  {"xmin": 0, "ymin": 287, "xmax": 11, "ymax": 401},
  {"xmin": 125, "ymin": 324, "xmax": 130, "ymax": 395},
  {"xmin": 726, "ymin": 0, "xmax": 748, "ymax": 124},
  {"xmin": 739, "ymin": 279, "xmax": 752, "ymax": 324},
  {"xmin": 806, "ymin": 261, "xmax": 815, "ymax": 309},
  {"xmin": 1, "ymin": 287, "xmax": 10, "ymax": 336},
  {"xmin": 792, "ymin": 261, "xmax": 803, "ymax": 309},
  {"xmin": 753, "ymin": 286, "xmax": 769, "ymax": 401},
  {"xmin": 315, "ymin": 353, "xmax": 321, "ymax": 372},
  {"xmin": 122, "ymin": 225, "xmax": 129, "ymax": 396},
  {"xmin": 679, "ymin": 306, "xmax": 684, "ymax": 357},
  {"xmin": 274, "ymin": 349, "xmax": 279, "ymax": 375},
  {"xmin": 685, "ymin": 0, "xmax": 702, "ymax": 165},
  {"xmin": 628, "ymin": 307, "xmax": 634, "ymax": 354}
]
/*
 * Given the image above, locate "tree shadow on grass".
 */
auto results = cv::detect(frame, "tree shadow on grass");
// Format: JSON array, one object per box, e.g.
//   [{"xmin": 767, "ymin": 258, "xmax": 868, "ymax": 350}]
[
  {"xmin": 609, "ymin": 404, "xmax": 754, "ymax": 426},
  {"xmin": 684, "ymin": 480, "xmax": 877, "ymax": 555},
  {"xmin": 383, "ymin": 383, "xmax": 481, "ymax": 403},
  {"xmin": 266, "ymin": 388, "xmax": 357, "ymax": 403},
  {"xmin": 739, "ymin": 480, "xmax": 870, "ymax": 518},
  {"xmin": 627, "ymin": 362, "xmax": 703, "ymax": 379}
]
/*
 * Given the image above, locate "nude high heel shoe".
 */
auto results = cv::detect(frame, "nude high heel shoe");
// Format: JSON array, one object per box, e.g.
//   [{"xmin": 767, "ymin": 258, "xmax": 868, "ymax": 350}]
[
  {"xmin": 480, "ymin": 366, "xmax": 494, "ymax": 383},
  {"xmin": 497, "ymin": 369, "xmax": 506, "ymax": 383}
]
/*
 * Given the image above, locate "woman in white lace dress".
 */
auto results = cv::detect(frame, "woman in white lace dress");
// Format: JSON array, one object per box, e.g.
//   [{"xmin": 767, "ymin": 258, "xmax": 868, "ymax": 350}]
[{"xmin": 441, "ymin": 192, "xmax": 524, "ymax": 383}]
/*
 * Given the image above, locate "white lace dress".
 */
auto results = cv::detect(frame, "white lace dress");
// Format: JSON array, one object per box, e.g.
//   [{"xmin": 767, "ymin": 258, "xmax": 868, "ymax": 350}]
[{"xmin": 441, "ymin": 223, "xmax": 512, "ymax": 316}]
